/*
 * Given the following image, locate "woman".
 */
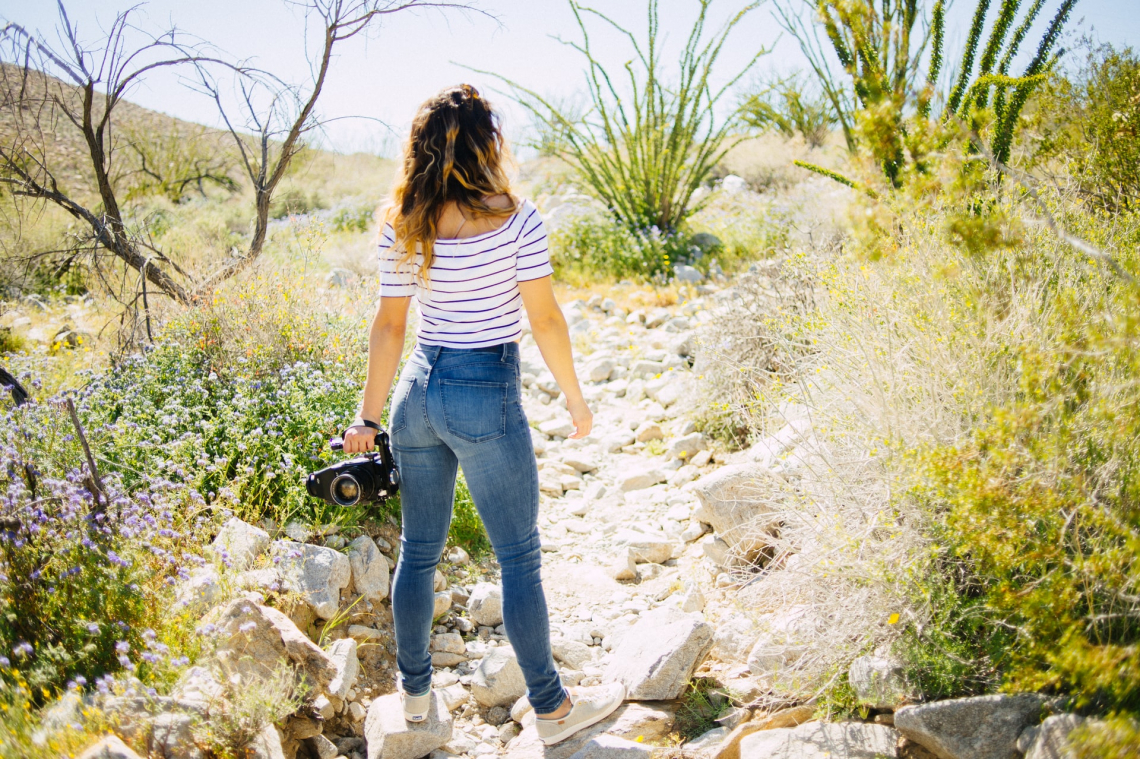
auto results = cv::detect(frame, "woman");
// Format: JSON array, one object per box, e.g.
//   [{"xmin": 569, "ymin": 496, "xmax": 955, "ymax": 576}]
[{"xmin": 342, "ymin": 84, "xmax": 625, "ymax": 745}]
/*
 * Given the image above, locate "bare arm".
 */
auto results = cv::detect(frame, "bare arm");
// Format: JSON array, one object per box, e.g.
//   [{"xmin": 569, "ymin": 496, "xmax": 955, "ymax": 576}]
[
  {"xmin": 343, "ymin": 295, "xmax": 411, "ymax": 453},
  {"xmin": 518, "ymin": 275, "xmax": 592, "ymax": 439}
]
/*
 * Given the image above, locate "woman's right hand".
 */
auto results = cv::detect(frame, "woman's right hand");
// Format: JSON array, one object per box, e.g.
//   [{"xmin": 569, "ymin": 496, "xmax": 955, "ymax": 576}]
[{"xmin": 343, "ymin": 425, "xmax": 378, "ymax": 454}]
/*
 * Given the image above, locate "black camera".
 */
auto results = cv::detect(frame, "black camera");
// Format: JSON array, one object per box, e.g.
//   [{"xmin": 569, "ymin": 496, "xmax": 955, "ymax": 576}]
[{"xmin": 306, "ymin": 429, "xmax": 400, "ymax": 506}]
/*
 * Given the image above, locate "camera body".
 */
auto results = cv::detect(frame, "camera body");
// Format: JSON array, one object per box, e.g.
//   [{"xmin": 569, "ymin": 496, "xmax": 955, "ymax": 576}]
[{"xmin": 306, "ymin": 430, "xmax": 400, "ymax": 506}]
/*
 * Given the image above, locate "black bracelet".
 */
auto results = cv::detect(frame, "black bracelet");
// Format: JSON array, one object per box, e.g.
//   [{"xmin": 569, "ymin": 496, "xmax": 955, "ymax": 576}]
[{"xmin": 352, "ymin": 418, "xmax": 382, "ymax": 432}]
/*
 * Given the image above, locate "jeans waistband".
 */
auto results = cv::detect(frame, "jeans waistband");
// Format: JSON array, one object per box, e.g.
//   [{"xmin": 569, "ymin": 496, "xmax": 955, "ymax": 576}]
[{"xmin": 415, "ymin": 341, "xmax": 519, "ymax": 364}]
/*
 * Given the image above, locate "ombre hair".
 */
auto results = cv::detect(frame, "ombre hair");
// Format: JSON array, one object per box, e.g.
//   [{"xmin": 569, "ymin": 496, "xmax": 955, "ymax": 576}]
[{"xmin": 386, "ymin": 84, "xmax": 518, "ymax": 280}]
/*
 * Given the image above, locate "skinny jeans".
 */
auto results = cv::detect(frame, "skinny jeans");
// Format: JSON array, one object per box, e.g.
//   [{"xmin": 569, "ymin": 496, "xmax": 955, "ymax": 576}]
[{"xmin": 387, "ymin": 340, "xmax": 566, "ymax": 713}]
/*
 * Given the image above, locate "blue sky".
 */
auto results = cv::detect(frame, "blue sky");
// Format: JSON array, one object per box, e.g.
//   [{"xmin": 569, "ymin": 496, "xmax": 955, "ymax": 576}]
[{"xmin": 4, "ymin": 0, "xmax": 1137, "ymax": 154}]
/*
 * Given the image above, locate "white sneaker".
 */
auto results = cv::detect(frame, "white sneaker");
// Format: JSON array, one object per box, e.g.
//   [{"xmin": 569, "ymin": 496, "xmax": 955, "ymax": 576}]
[
  {"xmin": 535, "ymin": 682, "xmax": 627, "ymax": 746},
  {"xmin": 403, "ymin": 687, "xmax": 432, "ymax": 722}
]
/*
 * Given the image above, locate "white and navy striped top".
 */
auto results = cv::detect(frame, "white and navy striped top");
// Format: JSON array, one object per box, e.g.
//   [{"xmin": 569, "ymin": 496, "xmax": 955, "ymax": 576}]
[{"xmin": 378, "ymin": 198, "xmax": 553, "ymax": 349}]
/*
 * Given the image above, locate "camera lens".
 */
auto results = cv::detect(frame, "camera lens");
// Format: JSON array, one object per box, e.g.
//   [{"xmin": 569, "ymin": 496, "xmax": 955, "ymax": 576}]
[{"xmin": 331, "ymin": 473, "xmax": 362, "ymax": 506}]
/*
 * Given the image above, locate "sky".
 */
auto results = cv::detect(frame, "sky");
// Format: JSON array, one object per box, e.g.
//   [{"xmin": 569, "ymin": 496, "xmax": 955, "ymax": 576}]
[{"xmin": 4, "ymin": 0, "xmax": 1137, "ymax": 155}]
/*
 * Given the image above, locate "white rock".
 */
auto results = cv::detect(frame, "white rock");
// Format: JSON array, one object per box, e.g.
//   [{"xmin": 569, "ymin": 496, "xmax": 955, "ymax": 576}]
[
  {"xmin": 273, "ymin": 540, "xmax": 351, "ymax": 620},
  {"xmin": 634, "ymin": 422, "xmax": 664, "ymax": 442},
  {"xmin": 712, "ymin": 617, "xmax": 757, "ymax": 663},
  {"xmin": 739, "ymin": 721, "xmax": 899, "ymax": 758},
  {"xmin": 848, "ymin": 654, "xmax": 909, "ymax": 710},
  {"xmin": 431, "ymin": 633, "xmax": 467, "ymax": 655},
  {"xmin": 586, "ymin": 358, "xmax": 617, "ymax": 382},
  {"xmin": 446, "ymin": 546, "xmax": 471, "ymax": 565},
  {"xmin": 618, "ymin": 468, "xmax": 668, "ymax": 492},
  {"xmin": 700, "ymin": 534, "xmax": 730, "ymax": 565},
  {"xmin": 348, "ymin": 625, "xmax": 385, "ymax": 642},
  {"xmin": 667, "ymin": 432, "xmax": 706, "ymax": 460},
  {"xmin": 211, "ymin": 599, "xmax": 337, "ymax": 693},
  {"xmin": 175, "ymin": 568, "xmax": 222, "ymax": 611},
  {"xmin": 365, "ymin": 691, "xmax": 452, "ymax": 759},
  {"xmin": 1026, "ymin": 714, "xmax": 1084, "ymax": 759},
  {"xmin": 690, "ymin": 465, "xmax": 781, "ymax": 548},
  {"xmin": 441, "ymin": 683, "xmax": 471, "ymax": 712},
  {"xmin": 77, "ymin": 735, "xmax": 143, "ymax": 759},
  {"xmin": 468, "ymin": 583, "xmax": 505, "ymax": 627},
  {"xmin": 326, "ymin": 638, "xmax": 359, "ymax": 700},
  {"xmin": 603, "ymin": 608, "xmax": 714, "ymax": 700},
  {"xmin": 309, "ymin": 734, "xmax": 339, "ymax": 759},
  {"xmin": 567, "ymin": 734, "xmax": 654, "ymax": 759},
  {"xmin": 540, "ymin": 419, "xmax": 576, "ymax": 439},
  {"xmin": 348, "ymin": 536, "xmax": 390, "ymax": 603},
  {"xmin": 678, "ymin": 585, "xmax": 705, "ymax": 613},
  {"xmin": 349, "ymin": 701, "xmax": 367, "ymax": 721},
  {"xmin": 614, "ymin": 529, "xmax": 674, "ymax": 564},
  {"xmin": 211, "ymin": 518, "xmax": 270, "ymax": 569},
  {"xmin": 746, "ymin": 606, "xmax": 813, "ymax": 677},
  {"xmin": 552, "ymin": 639, "xmax": 594, "ymax": 670},
  {"xmin": 471, "ymin": 647, "xmax": 528, "ymax": 707},
  {"xmin": 433, "ymin": 591, "xmax": 452, "ymax": 620},
  {"xmin": 510, "ymin": 696, "xmax": 534, "ymax": 724}
]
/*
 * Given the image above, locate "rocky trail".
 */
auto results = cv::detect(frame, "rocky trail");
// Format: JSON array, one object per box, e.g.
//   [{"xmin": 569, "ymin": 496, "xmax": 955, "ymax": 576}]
[{"xmin": 76, "ymin": 277, "xmax": 1085, "ymax": 759}]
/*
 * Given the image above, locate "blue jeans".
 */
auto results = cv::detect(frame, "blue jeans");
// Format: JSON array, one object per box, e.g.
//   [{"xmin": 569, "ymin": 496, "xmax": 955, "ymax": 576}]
[{"xmin": 388, "ymin": 341, "xmax": 567, "ymax": 714}]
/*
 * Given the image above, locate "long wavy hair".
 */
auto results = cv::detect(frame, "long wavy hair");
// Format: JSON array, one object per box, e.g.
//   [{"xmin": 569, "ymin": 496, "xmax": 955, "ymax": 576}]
[{"xmin": 386, "ymin": 84, "xmax": 518, "ymax": 280}]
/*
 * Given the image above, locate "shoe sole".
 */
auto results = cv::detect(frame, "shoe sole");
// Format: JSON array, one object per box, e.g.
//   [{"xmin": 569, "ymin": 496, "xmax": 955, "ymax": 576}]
[{"xmin": 539, "ymin": 684, "xmax": 627, "ymax": 746}]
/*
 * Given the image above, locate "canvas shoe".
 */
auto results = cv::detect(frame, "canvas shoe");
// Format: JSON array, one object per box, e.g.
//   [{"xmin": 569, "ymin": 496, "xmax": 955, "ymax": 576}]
[
  {"xmin": 535, "ymin": 682, "xmax": 627, "ymax": 746},
  {"xmin": 403, "ymin": 687, "xmax": 432, "ymax": 722}
]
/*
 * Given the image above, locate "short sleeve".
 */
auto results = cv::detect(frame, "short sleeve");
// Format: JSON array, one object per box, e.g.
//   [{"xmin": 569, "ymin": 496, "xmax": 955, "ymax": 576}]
[
  {"xmin": 515, "ymin": 201, "xmax": 554, "ymax": 282},
  {"xmin": 378, "ymin": 222, "xmax": 415, "ymax": 297}
]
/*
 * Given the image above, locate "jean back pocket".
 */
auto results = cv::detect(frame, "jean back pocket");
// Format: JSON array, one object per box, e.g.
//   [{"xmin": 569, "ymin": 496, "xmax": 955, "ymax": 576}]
[{"xmin": 440, "ymin": 378, "xmax": 507, "ymax": 443}]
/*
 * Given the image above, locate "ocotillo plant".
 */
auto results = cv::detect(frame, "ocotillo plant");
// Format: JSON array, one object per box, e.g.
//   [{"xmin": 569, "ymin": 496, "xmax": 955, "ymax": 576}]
[
  {"xmin": 479, "ymin": 0, "xmax": 766, "ymax": 238},
  {"xmin": 778, "ymin": 0, "xmax": 1079, "ymax": 185}
]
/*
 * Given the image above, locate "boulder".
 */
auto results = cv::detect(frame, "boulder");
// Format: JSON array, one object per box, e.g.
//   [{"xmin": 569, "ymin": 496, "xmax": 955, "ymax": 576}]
[
  {"xmin": 273, "ymin": 540, "xmax": 352, "ymax": 620},
  {"xmin": 541, "ymin": 419, "xmax": 576, "ymax": 439},
  {"xmin": 326, "ymin": 638, "xmax": 359, "ymax": 700},
  {"xmin": 433, "ymin": 591, "xmax": 452, "ymax": 619},
  {"xmin": 848, "ymin": 654, "xmax": 909, "ymax": 710},
  {"xmin": 365, "ymin": 691, "xmax": 452, "ymax": 759},
  {"xmin": 746, "ymin": 606, "xmax": 812, "ymax": 678},
  {"xmin": 738, "ymin": 721, "xmax": 899, "ymax": 758},
  {"xmin": 248, "ymin": 724, "xmax": 288, "ymax": 759},
  {"xmin": 211, "ymin": 598, "xmax": 337, "ymax": 693},
  {"xmin": 668, "ymin": 433, "xmax": 707, "ymax": 460},
  {"xmin": 687, "ymin": 726, "xmax": 730, "ymax": 754},
  {"xmin": 505, "ymin": 702, "xmax": 675, "ymax": 759},
  {"xmin": 586, "ymin": 358, "xmax": 617, "ymax": 382},
  {"xmin": 552, "ymin": 639, "xmax": 594, "ymax": 670},
  {"xmin": 894, "ymin": 694, "xmax": 1046, "ymax": 759},
  {"xmin": 618, "ymin": 468, "xmax": 668, "ymax": 492},
  {"xmin": 172, "ymin": 666, "xmax": 223, "ymax": 704},
  {"xmin": 1025, "ymin": 714, "xmax": 1084, "ymax": 759},
  {"xmin": 604, "ymin": 608, "xmax": 714, "ymax": 700},
  {"xmin": 635, "ymin": 422, "xmax": 665, "ymax": 443},
  {"xmin": 348, "ymin": 536, "xmax": 390, "ymax": 603},
  {"xmin": 148, "ymin": 710, "xmax": 203, "ymax": 759},
  {"xmin": 711, "ymin": 705, "xmax": 818, "ymax": 759},
  {"xmin": 175, "ymin": 567, "xmax": 222, "ymax": 611},
  {"xmin": 471, "ymin": 647, "xmax": 527, "ymax": 707},
  {"xmin": 308, "ymin": 734, "xmax": 339, "ymax": 759},
  {"xmin": 431, "ymin": 632, "xmax": 467, "ymax": 655},
  {"xmin": 712, "ymin": 616, "xmax": 757, "ymax": 663},
  {"xmin": 78, "ymin": 735, "xmax": 143, "ymax": 759},
  {"xmin": 468, "ymin": 583, "xmax": 504, "ymax": 627},
  {"xmin": 701, "ymin": 535, "xmax": 730, "ymax": 566},
  {"xmin": 690, "ymin": 465, "xmax": 781, "ymax": 547},
  {"xmin": 567, "ymin": 734, "xmax": 655, "ymax": 759},
  {"xmin": 654, "ymin": 376, "xmax": 692, "ymax": 408},
  {"xmin": 211, "ymin": 517, "xmax": 270, "ymax": 569},
  {"xmin": 441, "ymin": 683, "xmax": 471, "ymax": 711},
  {"xmin": 614, "ymin": 529, "xmax": 674, "ymax": 564}
]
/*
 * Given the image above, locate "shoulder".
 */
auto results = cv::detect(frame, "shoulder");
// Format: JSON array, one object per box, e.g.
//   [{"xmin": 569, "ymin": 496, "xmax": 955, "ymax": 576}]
[{"xmin": 483, "ymin": 193, "xmax": 515, "ymax": 211}]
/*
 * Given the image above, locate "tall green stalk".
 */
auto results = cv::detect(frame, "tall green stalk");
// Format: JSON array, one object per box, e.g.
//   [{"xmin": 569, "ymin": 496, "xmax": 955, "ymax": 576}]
[{"xmin": 476, "ymin": 0, "xmax": 765, "ymax": 236}]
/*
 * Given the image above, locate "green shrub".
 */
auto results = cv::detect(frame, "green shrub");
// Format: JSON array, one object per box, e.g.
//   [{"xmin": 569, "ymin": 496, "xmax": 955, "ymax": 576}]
[
  {"xmin": 1071, "ymin": 715, "xmax": 1140, "ymax": 758},
  {"xmin": 330, "ymin": 204, "xmax": 374, "ymax": 233},
  {"xmin": 1025, "ymin": 43, "xmax": 1140, "ymax": 211},
  {"xmin": 448, "ymin": 475, "xmax": 491, "ymax": 559},
  {"xmin": 269, "ymin": 187, "xmax": 326, "ymax": 220},
  {"xmin": 740, "ymin": 73, "xmax": 837, "ymax": 148},
  {"xmin": 1, "ymin": 326, "xmax": 25, "ymax": 353},
  {"xmin": 548, "ymin": 210, "xmax": 692, "ymax": 281}
]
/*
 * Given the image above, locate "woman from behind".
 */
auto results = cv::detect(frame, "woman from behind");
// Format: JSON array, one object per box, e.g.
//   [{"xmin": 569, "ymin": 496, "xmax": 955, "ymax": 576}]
[{"xmin": 342, "ymin": 84, "xmax": 624, "ymax": 745}]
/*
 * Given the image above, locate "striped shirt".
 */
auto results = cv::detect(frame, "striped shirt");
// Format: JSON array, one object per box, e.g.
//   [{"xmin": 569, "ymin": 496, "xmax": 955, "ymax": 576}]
[{"xmin": 378, "ymin": 198, "xmax": 553, "ymax": 349}]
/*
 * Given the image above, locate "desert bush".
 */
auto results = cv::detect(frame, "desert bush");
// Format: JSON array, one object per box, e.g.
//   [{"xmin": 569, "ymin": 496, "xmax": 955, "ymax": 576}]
[
  {"xmin": 75, "ymin": 270, "xmax": 375, "ymax": 529},
  {"xmin": 1023, "ymin": 43, "xmax": 1140, "ymax": 211},
  {"xmin": 193, "ymin": 661, "xmax": 306, "ymax": 758},
  {"xmin": 450, "ymin": 475, "xmax": 491, "ymax": 558},
  {"xmin": 740, "ymin": 73, "xmax": 837, "ymax": 148},
  {"xmin": 0, "ymin": 401, "xmax": 205, "ymax": 698},
  {"xmin": 696, "ymin": 162, "xmax": 1140, "ymax": 726},
  {"xmin": 548, "ymin": 208, "xmax": 691, "ymax": 282},
  {"xmin": 492, "ymin": 0, "xmax": 764, "ymax": 238},
  {"xmin": 779, "ymin": 0, "xmax": 1077, "ymax": 185}
]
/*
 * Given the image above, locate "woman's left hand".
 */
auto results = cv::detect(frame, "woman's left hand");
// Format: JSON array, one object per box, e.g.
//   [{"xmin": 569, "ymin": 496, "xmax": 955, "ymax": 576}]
[{"xmin": 566, "ymin": 397, "xmax": 593, "ymax": 439}]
